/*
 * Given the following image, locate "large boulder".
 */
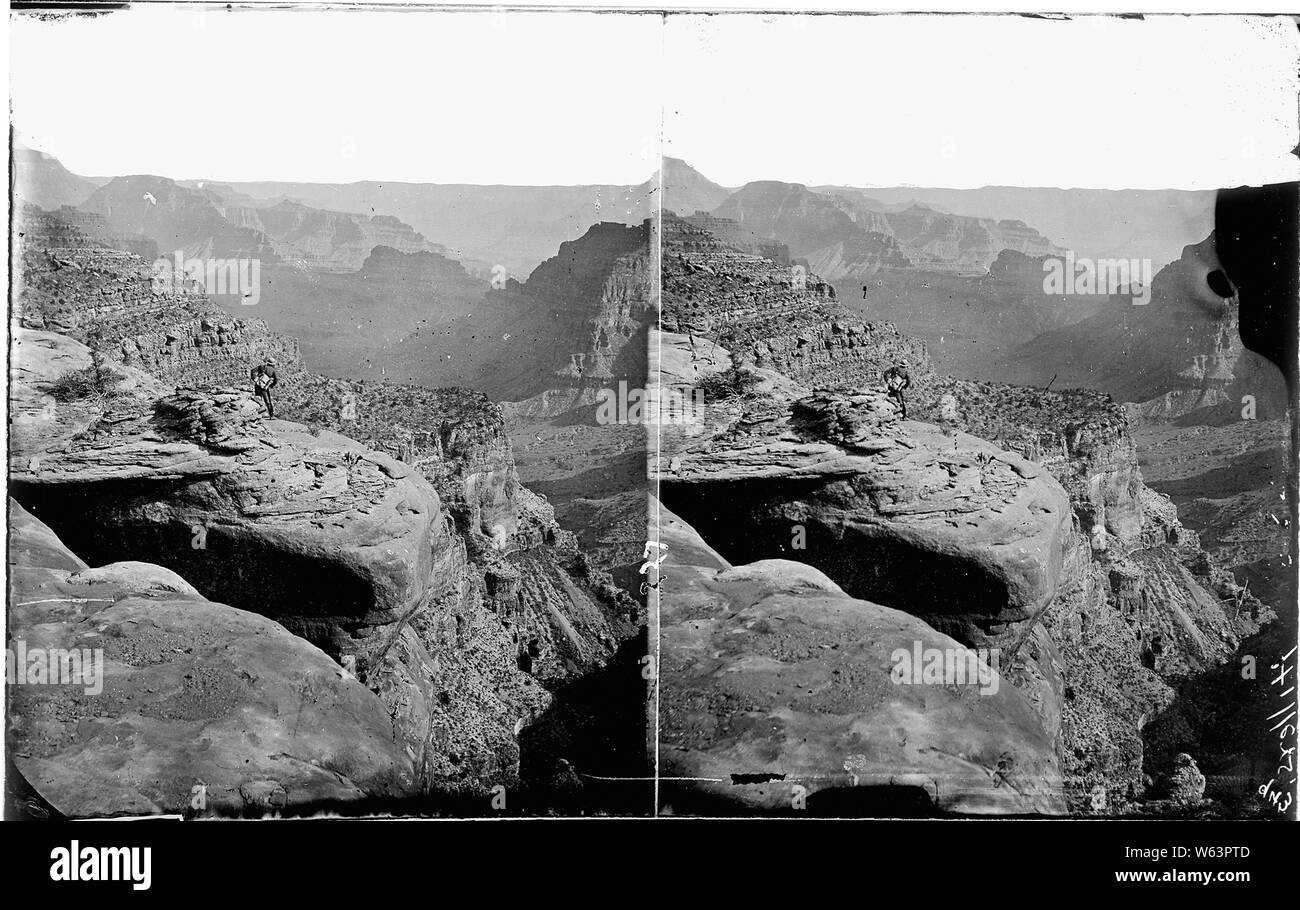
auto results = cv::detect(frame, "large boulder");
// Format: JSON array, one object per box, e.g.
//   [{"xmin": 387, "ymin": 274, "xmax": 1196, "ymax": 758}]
[
  {"xmin": 7, "ymin": 346, "xmax": 551, "ymax": 798},
  {"xmin": 657, "ymin": 389, "xmax": 1074, "ymax": 648},
  {"xmin": 655, "ymin": 499, "xmax": 1066, "ymax": 816},
  {"xmin": 6, "ymin": 500, "xmax": 415, "ymax": 817}
]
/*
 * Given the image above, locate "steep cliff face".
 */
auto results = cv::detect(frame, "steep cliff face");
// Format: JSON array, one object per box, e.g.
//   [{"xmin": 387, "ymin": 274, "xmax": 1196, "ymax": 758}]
[
  {"xmin": 214, "ymin": 243, "xmax": 489, "ymax": 377},
  {"xmin": 826, "ymin": 249, "xmax": 1114, "ymax": 380},
  {"xmin": 80, "ymin": 176, "xmax": 282, "ymax": 262},
  {"xmin": 227, "ymin": 199, "xmax": 441, "ymax": 271},
  {"xmin": 816, "ymin": 183, "xmax": 1216, "ymax": 276},
  {"xmin": 13, "ymin": 213, "xmax": 300, "ymax": 387},
  {"xmin": 655, "ymin": 219, "xmax": 1268, "ymax": 813},
  {"xmin": 712, "ymin": 182, "xmax": 1062, "ymax": 276},
  {"xmin": 802, "ymin": 231, "xmax": 913, "ymax": 278},
  {"xmin": 17, "ymin": 203, "xmax": 157, "ymax": 258},
  {"xmin": 273, "ymin": 375, "xmax": 640, "ymax": 675},
  {"xmin": 913, "ymin": 379, "xmax": 1269, "ymax": 808},
  {"xmin": 12, "ymin": 143, "xmax": 102, "ymax": 209},
  {"xmin": 385, "ymin": 220, "xmax": 654, "ymax": 415},
  {"xmin": 883, "ymin": 204, "xmax": 1064, "ymax": 275},
  {"xmin": 680, "ymin": 212, "xmax": 790, "ymax": 265},
  {"xmin": 1002, "ymin": 233, "xmax": 1288, "ymax": 421},
  {"xmin": 663, "ymin": 213, "xmax": 933, "ymax": 396},
  {"xmin": 518, "ymin": 221, "xmax": 653, "ymax": 416},
  {"xmin": 8, "ymin": 225, "xmax": 646, "ymax": 811},
  {"xmin": 80, "ymin": 174, "xmax": 441, "ymax": 271},
  {"xmin": 204, "ymin": 174, "xmax": 656, "ymax": 278}
]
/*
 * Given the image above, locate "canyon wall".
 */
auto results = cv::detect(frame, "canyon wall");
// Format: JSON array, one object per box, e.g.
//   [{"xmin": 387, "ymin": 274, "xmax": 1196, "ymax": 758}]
[
  {"xmin": 8, "ymin": 223, "xmax": 646, "ymax": 813},
  {"xmin": 654, "ymin": 219, "xmax": 1264, "ymax": 812}
]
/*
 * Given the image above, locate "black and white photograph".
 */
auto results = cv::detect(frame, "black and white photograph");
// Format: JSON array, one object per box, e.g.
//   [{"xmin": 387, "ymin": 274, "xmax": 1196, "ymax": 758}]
[
  {"xmin": 2, "ymin": 0, "xmax": 1298, "ymax": 894},
  {"xmin": 6, "ymin": 3, "xmax": 659, "ymax": 821},
  {"xmin": 652, "ymin": 13, "xmax": 1298, "ymax": 821}
]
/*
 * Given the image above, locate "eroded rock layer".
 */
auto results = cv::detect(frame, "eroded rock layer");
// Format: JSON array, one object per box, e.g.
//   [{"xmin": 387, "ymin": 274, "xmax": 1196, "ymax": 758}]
[
  {"xmin": 7, "ymin": 499, "xmax": 417, "ymax": 817},
  {"xmin": 8, "ymin": 213, "xmax": 648, "ymax": 812},
  {"xmin": 654, "ymin": 219, "xmax": 1267, "ymax": 812},
  {"xmin": 655, "ymin": 499, "xmax": 1066, "ymax": 816}
]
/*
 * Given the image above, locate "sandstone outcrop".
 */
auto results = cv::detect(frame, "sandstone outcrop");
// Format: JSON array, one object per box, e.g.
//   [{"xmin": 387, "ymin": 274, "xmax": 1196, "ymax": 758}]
[
  {"xmin": 7, "ymin": 500, "xmax": 417, "ymax": 817},
  {"xmin": 655, "ymin": 218, "xmax": 1268, "ymax": 812},
  {"xmin": 9, "ymin": 219, "xmax": 646, "ymax": 810},
  {"xmin": 657, "ymin": 388, "xmax": 1073, "ymax": 650},
  {"xmin": 13, "ymin": 219, "xmax": 300, "ymax": 389},
  {"xmin": 655, "ymin": 499, "xmax": 1066, "ymax": 816},
  {"xmin": 662, "ymin": 213, "xmax": 931, "ymax": 393},
  {"xmin": 9, "ymin": 356, "xmax": 556, "ymax": 800},
  {"xmin": 274, "ymin": 374, "xmax": 640, "ymax": 686}
]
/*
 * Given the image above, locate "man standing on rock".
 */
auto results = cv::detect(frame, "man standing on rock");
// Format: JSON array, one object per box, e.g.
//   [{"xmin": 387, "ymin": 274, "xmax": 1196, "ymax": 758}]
[
  {"xmin": 251, "ymin": 357, "xmax": 278, "ymax": 419},
  {"xmin": 884, "ymin": 363, "xmax": 911, "ymax": 420}
]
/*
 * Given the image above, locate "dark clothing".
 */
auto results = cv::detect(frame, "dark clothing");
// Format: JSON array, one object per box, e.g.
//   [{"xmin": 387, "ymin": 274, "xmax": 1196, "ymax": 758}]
[
  {"xmin": 862, "ymin": 285, "xmax": 869, "ymax": 299},
  {"xmin": 884, "ymin": 366, "xmax": 911, "ymax": 420},
  {"xmin": 252, "ymin": 364, "xmax": 278, "ymax": 418}
]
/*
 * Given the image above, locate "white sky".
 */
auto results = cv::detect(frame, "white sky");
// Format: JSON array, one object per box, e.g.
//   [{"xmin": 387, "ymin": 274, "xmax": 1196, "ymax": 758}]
[
  {"xmin": 10, "ymin": 9, "xmax": 1299, "ymax": 190},
  {"xmin": 10, "ymin": 7, "xmax": 664, "ymax": 185},
  {"xmin": 664, "ymin": 14, "xmax": 1300, "ymax": 190}
]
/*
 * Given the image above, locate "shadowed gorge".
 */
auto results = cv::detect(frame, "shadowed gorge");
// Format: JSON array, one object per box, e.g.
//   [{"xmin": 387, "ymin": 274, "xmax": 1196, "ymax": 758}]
[{"xmin": 10, "ymin": 478, "xmax": 384, "ymax": 659}]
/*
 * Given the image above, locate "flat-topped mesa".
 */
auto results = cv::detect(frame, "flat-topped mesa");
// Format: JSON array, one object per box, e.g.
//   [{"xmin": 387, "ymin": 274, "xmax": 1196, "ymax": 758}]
[
  {"xmin": 357, "ymin": 243, "xmax": 479, "ymax": 283},
  {"xmin": 711, "ymin": 182, "xmax": 1062, "ymax": 277},
  {"xmin": 882, "ymin": 203, "xmax": 1064, "ymax": 276},
  {"xmin": 235, "ymin": 199, "xmax": 439, "ymax": 271},
  {"xmin": 78, "ymin": 175, "xmax": 443, "ymax": 272}
]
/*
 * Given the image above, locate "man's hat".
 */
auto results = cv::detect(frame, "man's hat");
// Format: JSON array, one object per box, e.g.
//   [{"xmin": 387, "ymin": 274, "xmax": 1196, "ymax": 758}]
[{"xmin": 266, "ymin": 357, "xmax": 277, "ymax": 365}]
